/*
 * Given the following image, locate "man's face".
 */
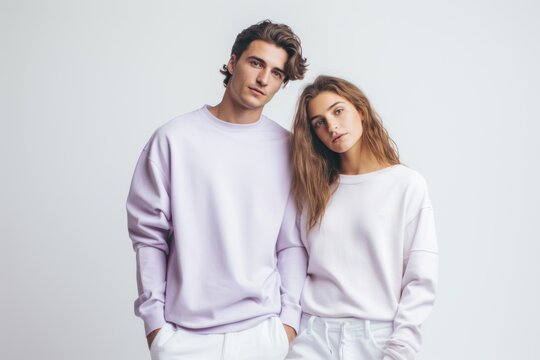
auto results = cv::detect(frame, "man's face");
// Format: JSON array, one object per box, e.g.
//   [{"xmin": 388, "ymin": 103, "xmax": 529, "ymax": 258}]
[{"xmin": 225, "ymin": 40, "xmax": 288, "ymax": 111}]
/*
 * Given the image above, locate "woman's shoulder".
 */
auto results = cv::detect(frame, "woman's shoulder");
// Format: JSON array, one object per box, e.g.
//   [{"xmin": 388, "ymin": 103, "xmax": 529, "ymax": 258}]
[
  {"xmin": 388, "ymin": 165, "xmax": 431, "ymax": 203},
  {"xmin": 388, "ymin": 164, "xmax": 427, "ymax": 186},
  {"xmin": 390, "ymin": 165, "xmax": 433, "ymax": 217}
]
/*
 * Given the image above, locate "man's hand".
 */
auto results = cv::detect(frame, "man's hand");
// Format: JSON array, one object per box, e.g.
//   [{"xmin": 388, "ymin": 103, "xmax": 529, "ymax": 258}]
[
  {"xmin": 283, "ymin": 324, "xmax": 297, "ymax": 344},
  {"xmin": 146, "ymin": 328, "xmax": 161, "ymax": 349}
]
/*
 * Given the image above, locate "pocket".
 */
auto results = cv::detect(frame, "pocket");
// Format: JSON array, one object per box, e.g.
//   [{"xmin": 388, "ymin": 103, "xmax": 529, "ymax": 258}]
[
  {"xmin": 275, "ymin": 318, "xmax": 291, "ymax": 354},
  {"xmin": 368, "ymin": 326, "xmax": 393, "ymax": 352},
  {"xmin": 291, "ymin": 327, "xmax": 308, "ymax": 344},
  {"xmin": 150, "ymin": 323, "xmax": 176, "ymax": 352}
]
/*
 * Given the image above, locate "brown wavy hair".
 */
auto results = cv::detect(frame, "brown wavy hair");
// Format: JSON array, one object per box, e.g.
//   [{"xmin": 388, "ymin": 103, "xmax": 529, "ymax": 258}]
[
  {"xmin": 292, "ymin": 75, "xmax": 400, "ymax": 231},
  {"xmin": 220, "ymin": 20, "xmax": 307, "ymax": 87}
]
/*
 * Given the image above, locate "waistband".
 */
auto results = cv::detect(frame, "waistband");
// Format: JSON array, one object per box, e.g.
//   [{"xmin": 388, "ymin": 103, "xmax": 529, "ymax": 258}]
[
  {"xmin": 300, "ymin": 313, "xmax": 394, "ymax": 360},
  {"xmin": 300, "ymin": 313, "xmax": 393, "ymax": 334}
]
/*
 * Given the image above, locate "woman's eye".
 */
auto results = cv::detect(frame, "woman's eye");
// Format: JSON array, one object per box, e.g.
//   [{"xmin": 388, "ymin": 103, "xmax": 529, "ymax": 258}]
[
  {"xmin": 313, "ymin": 119, "xmax": 324, "ymax": 128},
  {"xmin": 335, "ymin": 108, "xmax": 343, "ymax": 115}
]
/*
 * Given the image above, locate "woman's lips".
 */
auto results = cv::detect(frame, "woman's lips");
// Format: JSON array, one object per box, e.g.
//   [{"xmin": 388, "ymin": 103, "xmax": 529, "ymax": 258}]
[{"xmin": 332, "ymin": 133, "xmax": 346, "ymax": 143}]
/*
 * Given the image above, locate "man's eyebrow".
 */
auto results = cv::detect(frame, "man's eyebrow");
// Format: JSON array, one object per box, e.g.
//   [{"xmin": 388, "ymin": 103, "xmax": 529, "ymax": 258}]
[
  {"xmin": 247, "ymin": 56, "xmax": 285, "ymax": 74},
  {"xmin": 247, "ymin": 56, "xmax": 266, "ymax": 65},
  {"xmin": 309, "ymin": 101, "xmax": 344, "ymax": 122}
]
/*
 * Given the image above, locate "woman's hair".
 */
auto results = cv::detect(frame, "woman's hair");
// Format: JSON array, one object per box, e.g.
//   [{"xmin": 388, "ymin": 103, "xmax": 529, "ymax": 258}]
[
  {"xmin": 220, "ymin": 20, "xmax": 307, "ymax": 87},
  {"xmin": 291, "ymin": 75, "xmax": 400, "ymax": 231}
]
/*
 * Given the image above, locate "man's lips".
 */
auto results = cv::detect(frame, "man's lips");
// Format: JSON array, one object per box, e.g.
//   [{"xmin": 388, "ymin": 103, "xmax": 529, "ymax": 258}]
[
  {"xmin": 249, "ymin": 87, "xmax": 265, "ymax": 96},
  {"xmin": 332, "ymin": 133, "xmax": 346, "ymax": 143}
]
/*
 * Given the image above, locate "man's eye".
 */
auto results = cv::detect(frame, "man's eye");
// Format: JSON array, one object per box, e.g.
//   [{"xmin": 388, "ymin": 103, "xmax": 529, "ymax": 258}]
[
  {"xmin": 272, "ymin": 70, "xmax": 283, "ymax": 79},
  {"xmin": 251, "ymin": 60, "xmax": 262, "ymax": 68}
]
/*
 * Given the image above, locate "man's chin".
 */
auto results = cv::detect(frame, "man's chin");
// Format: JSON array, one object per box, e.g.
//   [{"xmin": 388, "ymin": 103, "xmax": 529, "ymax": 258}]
[{"xmin": 239, "ymin": 98, "xmax": 267, "ymax": 110}]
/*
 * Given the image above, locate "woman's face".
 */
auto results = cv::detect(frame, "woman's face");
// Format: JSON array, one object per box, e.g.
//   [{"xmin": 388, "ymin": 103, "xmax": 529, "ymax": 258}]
[{"xmin": 307, "ymin": 91, "xmax": 363, "ymax": 154}]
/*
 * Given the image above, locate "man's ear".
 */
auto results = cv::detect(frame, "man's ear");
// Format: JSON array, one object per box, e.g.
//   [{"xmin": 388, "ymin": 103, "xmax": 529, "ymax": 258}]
[{"xmin": 227, "ymin": 54, "xmax": 237, "ymax": 75}]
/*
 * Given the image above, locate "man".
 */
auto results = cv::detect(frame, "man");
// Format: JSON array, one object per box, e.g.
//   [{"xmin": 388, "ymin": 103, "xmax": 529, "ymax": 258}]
[{"xmin": 126, "ymin": 20, "xmax": 308, "ymax": 360}]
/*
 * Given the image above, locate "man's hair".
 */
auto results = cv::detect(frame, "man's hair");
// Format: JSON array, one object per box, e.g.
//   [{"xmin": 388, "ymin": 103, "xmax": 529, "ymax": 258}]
[{"xmin": 220, "ymin": 20, "xmax": 307, "ymax": 87}]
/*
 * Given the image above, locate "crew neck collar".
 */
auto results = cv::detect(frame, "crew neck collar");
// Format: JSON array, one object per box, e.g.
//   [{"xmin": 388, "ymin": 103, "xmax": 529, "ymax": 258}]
[
  {"xmin": 338, "ymin": 164, "xmax": 402, "ymax": 184},
  {"xmin": 201, "ymin": 105, "xmax": 265, "ymax": 130}
]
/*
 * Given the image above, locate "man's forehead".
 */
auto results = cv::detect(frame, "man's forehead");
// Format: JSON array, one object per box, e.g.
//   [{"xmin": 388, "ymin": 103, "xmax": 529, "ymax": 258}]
[{"xmin": 241, "ymin": 40, "xmax": 288, "ymax": 67}]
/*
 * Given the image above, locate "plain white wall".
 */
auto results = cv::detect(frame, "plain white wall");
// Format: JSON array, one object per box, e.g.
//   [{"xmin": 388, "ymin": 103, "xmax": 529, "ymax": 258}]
[{"xmin": 1, "ymin": 0, "xmax": 539, "ymax": 359}]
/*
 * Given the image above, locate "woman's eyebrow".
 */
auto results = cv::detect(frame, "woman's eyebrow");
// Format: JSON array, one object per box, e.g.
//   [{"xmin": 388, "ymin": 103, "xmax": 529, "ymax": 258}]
[{"xmin": 309, "ymin": 102, "xmax": 344, "ymax": 121}]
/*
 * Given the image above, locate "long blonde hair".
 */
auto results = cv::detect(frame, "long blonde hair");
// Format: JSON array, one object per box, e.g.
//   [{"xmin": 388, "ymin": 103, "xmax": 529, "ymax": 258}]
[{"xmin": 291, "ymin": 75, "xmax": 400, "ymax": 231}]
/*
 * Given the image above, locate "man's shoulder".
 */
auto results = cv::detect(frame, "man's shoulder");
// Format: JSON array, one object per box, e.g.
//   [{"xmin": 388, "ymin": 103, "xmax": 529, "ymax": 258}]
[
  {"xmin": 142, "ymin": 107, "xmax": 204, "ymax": 153},
  {"xmin": 155, "ymin": 107, "xmax": 203, "ymax": 136},
  {"xmin": 261, "ymin": 115, "xmax": 290, "ymax": 138}
]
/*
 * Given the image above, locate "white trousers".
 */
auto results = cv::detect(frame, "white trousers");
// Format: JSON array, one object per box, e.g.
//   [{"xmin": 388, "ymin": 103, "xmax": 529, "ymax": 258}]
[
  {"xmin": 150, "ymin": 316, "xmax": 289, "ymax": 360},
  {"xmin": 286, "ymin": 315, "xmax": 393, "ymax": 360}
]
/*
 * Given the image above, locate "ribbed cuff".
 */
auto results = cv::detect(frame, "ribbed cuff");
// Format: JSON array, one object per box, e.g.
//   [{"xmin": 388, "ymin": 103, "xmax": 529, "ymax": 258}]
[
  {"xmin": 143, "ymin": 311, "xmax": 167, "ymax": 336},
  {"xmin": 279, "ymin": 306, "xmax": 302, "ymax": 334}
]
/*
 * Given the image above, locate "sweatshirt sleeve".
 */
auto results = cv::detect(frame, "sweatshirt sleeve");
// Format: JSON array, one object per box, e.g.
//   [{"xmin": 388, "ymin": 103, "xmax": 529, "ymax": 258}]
[
  {"xmin": 276, "ymin": 194, "xmax": 308, "ymax": 333},
  {"xmin": 383, "ymin": 186, "xmax": 439, "ymax": 360},
  {"xmin": 126, "ymin": 149, "xmax": 172, "ymax": 336}
]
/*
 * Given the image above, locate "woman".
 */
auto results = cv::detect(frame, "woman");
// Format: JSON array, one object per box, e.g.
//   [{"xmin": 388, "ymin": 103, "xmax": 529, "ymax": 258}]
[{"xmin": 286, "ymin": 76, "xmax": 438, "ymax": 360}]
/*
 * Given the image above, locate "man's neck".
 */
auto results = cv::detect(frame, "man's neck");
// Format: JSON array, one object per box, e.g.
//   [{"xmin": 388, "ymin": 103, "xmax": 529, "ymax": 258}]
[{"xmin": 208, "ymin": 96, "xmax": 263, "ymax": 125}]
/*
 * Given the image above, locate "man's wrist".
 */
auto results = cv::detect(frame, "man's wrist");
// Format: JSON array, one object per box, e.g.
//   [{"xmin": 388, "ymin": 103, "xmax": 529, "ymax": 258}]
[
  {"xmin": 282, "ymin": 323, "xmax": 297, "ymax": 343},
  {"xmin": 146, "ymin": 327, "xmax": 161, "ymax": 349}
]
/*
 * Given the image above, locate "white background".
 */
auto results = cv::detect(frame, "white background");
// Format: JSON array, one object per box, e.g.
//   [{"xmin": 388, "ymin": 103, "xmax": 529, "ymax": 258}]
[{"xmin": 1, "ymin": 0, "xmax": 539, "ymax": 359}]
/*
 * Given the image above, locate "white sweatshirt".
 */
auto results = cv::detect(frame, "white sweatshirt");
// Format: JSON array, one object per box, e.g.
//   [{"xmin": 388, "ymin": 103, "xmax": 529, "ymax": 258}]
[{"xmin": 299, "ymin": 165, "xmax": 438, "ymax": 360}]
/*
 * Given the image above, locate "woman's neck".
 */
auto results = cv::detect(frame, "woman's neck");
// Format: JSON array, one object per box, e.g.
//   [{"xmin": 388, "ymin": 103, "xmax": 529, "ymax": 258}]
[{"xmin": 339, "ymin": 143, "xmax": 388, "ymax": 175}]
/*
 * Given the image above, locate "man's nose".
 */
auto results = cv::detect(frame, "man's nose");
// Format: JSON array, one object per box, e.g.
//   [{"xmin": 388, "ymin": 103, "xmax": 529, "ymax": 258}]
[{"xmin": 256, "ymin": 69, "xmax": 270, "ymax": 86}]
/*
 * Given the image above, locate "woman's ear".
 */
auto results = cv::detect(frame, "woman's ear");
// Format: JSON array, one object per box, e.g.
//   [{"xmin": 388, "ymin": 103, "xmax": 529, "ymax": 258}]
[{"xmin": 357, "ymin": 107, "xmax": 366, "ymax": 124}]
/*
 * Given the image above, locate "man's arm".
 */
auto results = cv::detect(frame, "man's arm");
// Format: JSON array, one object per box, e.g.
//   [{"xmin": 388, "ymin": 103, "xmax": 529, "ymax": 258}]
[
  {"xmin": 276, "ymin": 194, "xmax": 308, "ymax": 340},
  {"xmin": 127, "ymin": 149, "xmax": 172, "ymax": 341}
]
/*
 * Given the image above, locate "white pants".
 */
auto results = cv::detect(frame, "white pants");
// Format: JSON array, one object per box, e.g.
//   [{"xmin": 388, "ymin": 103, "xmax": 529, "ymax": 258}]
[
  {"xmin": 150, "ymin": 316, "xmax": 290, "ymax": 360},
  {"xmin": 286, "ymin": 315, "xmax": 393, "ymax": 360}
]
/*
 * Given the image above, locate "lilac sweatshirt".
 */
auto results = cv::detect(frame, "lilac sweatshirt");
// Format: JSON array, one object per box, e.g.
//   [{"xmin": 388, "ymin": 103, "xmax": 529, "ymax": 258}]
[{"xmin": 126, "ymin": 106, "xmax": 308, "ymax": 335}]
